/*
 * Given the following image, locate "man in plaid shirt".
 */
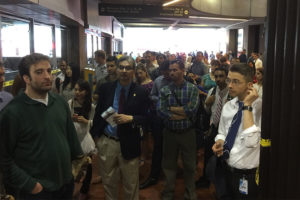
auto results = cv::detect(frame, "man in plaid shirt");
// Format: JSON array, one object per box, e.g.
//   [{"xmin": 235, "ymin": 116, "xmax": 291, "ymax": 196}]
[{"xmin": 158, "ymin": 60, "xmax": 199, "ymax": 200}]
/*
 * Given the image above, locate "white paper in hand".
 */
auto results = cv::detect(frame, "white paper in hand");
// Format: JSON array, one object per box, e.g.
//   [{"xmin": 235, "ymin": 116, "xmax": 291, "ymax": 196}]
[{"xmin": 101, "ymin": 107, "xmax": 117, "ymax": 127}]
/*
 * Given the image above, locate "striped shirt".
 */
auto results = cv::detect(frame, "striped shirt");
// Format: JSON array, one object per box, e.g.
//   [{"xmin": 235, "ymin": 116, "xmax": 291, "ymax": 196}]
[{"xmin": 158, "ymin": 80, "xmax": 199, "ymax": 130}]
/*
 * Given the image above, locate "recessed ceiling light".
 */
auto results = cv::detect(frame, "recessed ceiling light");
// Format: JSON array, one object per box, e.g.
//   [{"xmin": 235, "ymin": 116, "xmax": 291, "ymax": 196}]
[{"xmin": 163, "ymin": 0, "xmax": 183, "ymax": 7}]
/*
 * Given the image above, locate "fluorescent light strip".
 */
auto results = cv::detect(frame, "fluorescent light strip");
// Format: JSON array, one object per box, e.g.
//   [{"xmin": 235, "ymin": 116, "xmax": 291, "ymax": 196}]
[
  {"xmin": 163, "ymin": 0, "xmax": 182, "ymax": 7},
  {"xmin": 189, "ymin": 16, "xmax": 249, "ymax": 22}
]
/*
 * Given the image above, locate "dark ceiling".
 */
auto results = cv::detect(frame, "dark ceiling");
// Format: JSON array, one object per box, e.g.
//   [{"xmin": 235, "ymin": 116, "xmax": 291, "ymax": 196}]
[{"xmin": 100, "ymin": 0, "xmax": 265, "ymax": 29}]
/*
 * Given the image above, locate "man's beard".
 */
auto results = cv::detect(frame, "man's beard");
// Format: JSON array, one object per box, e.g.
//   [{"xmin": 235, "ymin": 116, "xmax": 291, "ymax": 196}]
[{"xmin": 31, "ymin": 83, "xmax": 52, "ymax": 95}]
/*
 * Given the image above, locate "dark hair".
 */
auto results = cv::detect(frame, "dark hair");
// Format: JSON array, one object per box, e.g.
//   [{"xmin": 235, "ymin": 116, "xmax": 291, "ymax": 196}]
[
  {"xmin": 197, "ymin": 51, "xmax": 203, "ymax": 56},
  {"xmin": 117, "ymin": 56, "xmax": 136, "ymax": 70},
  {"xmin": 170, "ymin": 59, "xmax": 185, "ymax": 70},
  {"xmin": 18, "ymin": 53, "xmax": 50, "ymax": 79},
  {"xmin": 156, "ymin": 53, "xmax": 166, "ymax": 60},
  {"xmin": 230, "ymin": 63, "xmax": 253, "ymax": 82},
  {"xmin": 94, "ymin": 50, "xmax": 106, "ymax": 59},
  {"xmin": 11, "ymin": 74, "xmax": 26, "ymax": 96},
  {"xmin": 210, "ymin": 59, "xmax": 221, "ymax": 67},
  {"xmin": 150, "ymin": 51, "xmax": 156, "ymax": 56},
  {"xmin": 248, "ymin": 60, "xmax": 256, "ymax": 76},
  {"xmin": 136, "ymin": 63, "xmax": 148, "ymax": 73},
  {"xmin": 76, "ymin": 79, "xmax": 92, "ymax": 117},
  {"xmin": 220, "ymin": 63, "xmax": 230, "ymax": 70},
  {"xmin": 140, "ymin": 58, "xmax": 146, "ymax": 64},
  {"xmin": 159, "ymin": 60, "xmax": 170, "ymax": 71},
  {"xmin": 248, "ymin": 60, "xmax": 255, "ymax": 68},
  {"xmin": 220, "ymin": 56, "xmax": 227, "ymax": 63},
  {"xmin": 214, "ymin": 66, "xmax": 228, "ymax": 76},
  {"xmin": 62, "ymin": 63, "xmax": 79, "ymax": 90},
  {"xmin": 106, "ymin": 55, "xmax": 118, "ymax": 63}
]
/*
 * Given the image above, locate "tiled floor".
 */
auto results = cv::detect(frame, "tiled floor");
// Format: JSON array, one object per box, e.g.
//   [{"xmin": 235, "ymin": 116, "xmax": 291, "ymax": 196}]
[{"xmin": 74, "ymin": 147, "xmax": 217, "ymax": 200}]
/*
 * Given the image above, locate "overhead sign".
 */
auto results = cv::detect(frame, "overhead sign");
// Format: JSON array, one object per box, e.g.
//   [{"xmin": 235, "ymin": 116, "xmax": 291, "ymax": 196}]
[{"xmin": 99, "ymin": 4, "xmax": 189, "ymax": 18}]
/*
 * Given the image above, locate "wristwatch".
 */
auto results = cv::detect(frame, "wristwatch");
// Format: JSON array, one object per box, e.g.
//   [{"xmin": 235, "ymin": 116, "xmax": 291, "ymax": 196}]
[{"xmin": 242, "ymin": 105, "xmax": 253, "ymax": 112}]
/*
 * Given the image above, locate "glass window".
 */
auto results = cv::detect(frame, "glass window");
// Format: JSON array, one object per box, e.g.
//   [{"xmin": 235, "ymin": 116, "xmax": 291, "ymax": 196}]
[
  {"xmin": 86, "ymin": 34, "xmax": 93, "ymax": 65},
  {"xmin": 97, "ymin": 37, "xmax": 101, "ymax": 50},
  {"xmin": 93, "ymin": 35, "xmax": 97, "ymax": 53},
  {"xmin": 1, "ymin": 17, "xmax": 30, "ymax": 57},
  {"xmin": 237, "ymin": 29, "xmax": 244, "ymax": 52},
  {"xmin": 1, "ymin": 17, "xmax": 30, "ymax": 70},
  {"xmin": 55, "ymin": 27, "xmax": 62, "ymax": 58},
  {"xmin": 34, "ymin": 24, "xmax": 53, "ymax": 57}
]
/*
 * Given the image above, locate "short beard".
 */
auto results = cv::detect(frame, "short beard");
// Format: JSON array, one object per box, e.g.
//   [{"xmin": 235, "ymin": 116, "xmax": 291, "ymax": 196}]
[{"xmin": 31, "ymin": 84, "xmax": 51, "ymax": 96}]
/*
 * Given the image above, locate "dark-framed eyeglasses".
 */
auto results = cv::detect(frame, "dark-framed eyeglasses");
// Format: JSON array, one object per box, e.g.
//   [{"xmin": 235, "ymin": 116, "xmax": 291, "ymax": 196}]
[{"xmin": 118, "ymin": 65, "xmax": 133, "ymax": 71}]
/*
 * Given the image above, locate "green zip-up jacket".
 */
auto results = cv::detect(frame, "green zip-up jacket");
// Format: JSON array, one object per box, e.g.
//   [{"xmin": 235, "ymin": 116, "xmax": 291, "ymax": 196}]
[{"xmin": 0, "ymin": 91, "xmax": 83, "ymax": 193}]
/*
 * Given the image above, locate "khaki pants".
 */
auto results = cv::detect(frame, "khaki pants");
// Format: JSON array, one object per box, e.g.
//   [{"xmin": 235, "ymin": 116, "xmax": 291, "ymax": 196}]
[
  {"xmin": 162, "ymin": 128, "xmax": 197, "ymax": 200},
  {"xmin": 97, "ymin": 135, "xmax": 139, "ymax": 200}
]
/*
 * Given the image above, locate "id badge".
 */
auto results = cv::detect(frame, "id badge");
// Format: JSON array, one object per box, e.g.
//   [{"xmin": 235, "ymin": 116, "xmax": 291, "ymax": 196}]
[{"xmin": 239, "ymin": 177, "xmax": 248, "ymax": 195}]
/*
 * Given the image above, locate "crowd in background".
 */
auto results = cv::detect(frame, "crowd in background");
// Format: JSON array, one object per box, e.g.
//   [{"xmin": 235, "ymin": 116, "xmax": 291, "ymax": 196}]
[{"xmin": 0, "ymin": 47, "xmax": 263, "ymax": 200}]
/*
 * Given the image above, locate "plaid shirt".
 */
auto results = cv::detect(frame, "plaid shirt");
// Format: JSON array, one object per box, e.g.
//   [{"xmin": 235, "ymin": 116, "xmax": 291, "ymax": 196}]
[{"xmin": 158, "ymin": 80, "xmax": 199, "ymax": 130}]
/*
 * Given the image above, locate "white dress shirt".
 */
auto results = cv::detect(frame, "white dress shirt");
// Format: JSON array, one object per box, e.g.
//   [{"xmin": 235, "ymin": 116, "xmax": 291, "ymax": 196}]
[
  {"xmin": 255, "ymin": 58, "xmax": 263, "ymax": 69},
  {"xmin": 215, "ymin": 97, "xmax": 262, "ymax": 169}
]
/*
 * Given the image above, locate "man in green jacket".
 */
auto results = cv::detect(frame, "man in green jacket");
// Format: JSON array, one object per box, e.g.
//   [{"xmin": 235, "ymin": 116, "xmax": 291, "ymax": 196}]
[{"xmin": 0, "ymin": 53, "xmax": 83, "ymax": 200}]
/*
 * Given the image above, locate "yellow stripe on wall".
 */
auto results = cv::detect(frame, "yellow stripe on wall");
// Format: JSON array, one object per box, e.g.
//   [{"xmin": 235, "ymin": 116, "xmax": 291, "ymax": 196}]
[{"xmin": 3, "ymin": 80, "xmax": 14, "ymax": 87}]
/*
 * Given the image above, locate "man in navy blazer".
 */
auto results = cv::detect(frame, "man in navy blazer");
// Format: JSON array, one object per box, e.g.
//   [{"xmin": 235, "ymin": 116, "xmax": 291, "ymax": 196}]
[{"xmin": 90, "ymin": 56, "xmax": 149, "ymax": 200}]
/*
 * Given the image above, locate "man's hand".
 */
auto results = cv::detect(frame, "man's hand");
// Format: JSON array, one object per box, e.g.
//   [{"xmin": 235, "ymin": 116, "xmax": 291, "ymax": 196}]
[
  {"xmin": 31, "ymin": 182, "xmax": 43, "ymax": 194},
  {"xmin": 212, "ymin": 139, "xmax": 224, "ymax": 157},
  {"xmin": 114, "ymin": 114, "xmax": 133, "ymax": 124},
  {"xmin": 243, "ymin": 87, "xmax": 259, "ymax": 106},
  {"xmin": 170, "ymin": 106, "xmax": 187, "ymax": 117},
  {"xmin": 199, "ymin": 90, "xmax": 208, "ymax": 96},
  {"xmin": 170, "ymin": 114, "xmax": 187, "ymax": 121},
  {"xmin": 205, "ymin": 95, "xmax": 215, "ymax": 107}
]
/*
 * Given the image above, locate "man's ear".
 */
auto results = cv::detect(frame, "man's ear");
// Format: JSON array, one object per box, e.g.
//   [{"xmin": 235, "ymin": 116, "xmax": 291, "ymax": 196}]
[{"xmin": 23, "ymin": 74, "xmax": 31, "ymax": 85}]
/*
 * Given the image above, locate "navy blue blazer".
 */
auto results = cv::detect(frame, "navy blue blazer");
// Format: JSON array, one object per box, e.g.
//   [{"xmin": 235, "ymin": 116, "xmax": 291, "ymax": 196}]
[{"xmin": 90, "ymin": 81, "xmax": 149, "ymax": 160}]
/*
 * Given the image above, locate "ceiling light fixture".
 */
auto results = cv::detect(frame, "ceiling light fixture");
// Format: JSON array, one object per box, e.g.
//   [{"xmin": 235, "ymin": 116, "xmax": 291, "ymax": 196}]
[
  {"xmin": 163, "ymin": 0, "xmax": 182, "ymax": 7},
  {"xmin": 189, "ymin": 16, "xmax": 249, "ymax": 22}
]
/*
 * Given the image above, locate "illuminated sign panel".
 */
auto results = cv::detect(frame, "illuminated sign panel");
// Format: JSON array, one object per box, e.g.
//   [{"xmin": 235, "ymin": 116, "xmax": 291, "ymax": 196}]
[{"xmin": 99, "ymin": 4, "xmax": 189, "ymax": 18}]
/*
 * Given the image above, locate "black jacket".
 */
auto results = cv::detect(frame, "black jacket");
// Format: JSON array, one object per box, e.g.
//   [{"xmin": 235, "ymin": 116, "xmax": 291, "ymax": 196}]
[{"xmin": 90, "ymin": 81, "xmax": 149, "ymax": 160}]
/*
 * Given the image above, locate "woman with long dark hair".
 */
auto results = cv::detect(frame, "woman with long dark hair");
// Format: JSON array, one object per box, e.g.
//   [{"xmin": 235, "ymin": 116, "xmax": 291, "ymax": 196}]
[
  {"xmin": 59, "ymin": 64, "xmax": 79, "ymax": 102},
  {"xmin": 68, "ymin": 79, "xmax": 95, "ymax": 200}
]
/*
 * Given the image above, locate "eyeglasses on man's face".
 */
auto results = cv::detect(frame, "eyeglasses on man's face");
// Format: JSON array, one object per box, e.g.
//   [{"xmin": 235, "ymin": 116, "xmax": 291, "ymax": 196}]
[
  {"xmin": 118, "ymin": 65, "xmax": 133, "ymax": 71},
  {"xmin": 225, "ymin": 78, "xmax": 243, "ymax": 85}
]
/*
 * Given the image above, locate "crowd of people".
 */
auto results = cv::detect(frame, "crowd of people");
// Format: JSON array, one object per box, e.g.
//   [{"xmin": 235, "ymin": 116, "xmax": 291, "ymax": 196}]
[{"xmin": 0, "ymin": 48, "xmax": 264, "ymax": 200}]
